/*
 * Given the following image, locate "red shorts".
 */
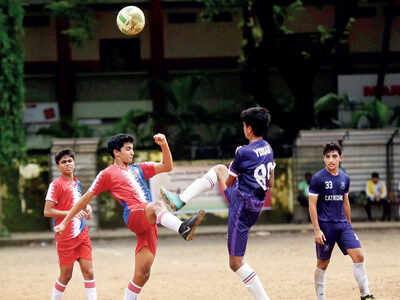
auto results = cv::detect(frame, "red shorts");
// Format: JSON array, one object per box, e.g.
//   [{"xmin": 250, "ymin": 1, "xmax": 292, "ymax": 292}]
[
  {"xmin": 57, "ymin": 228, "xmax": 92, "ymax": 266},
  {"xmin": 126, "ymin": 203, "xmax": 158, "ymax": 256}
]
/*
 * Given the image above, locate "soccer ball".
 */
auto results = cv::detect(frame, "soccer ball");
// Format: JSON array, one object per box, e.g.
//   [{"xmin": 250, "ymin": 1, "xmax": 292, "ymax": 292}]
[{"xmin": 116, "ymin": 6, "xmax": 145, "ymax": 36}]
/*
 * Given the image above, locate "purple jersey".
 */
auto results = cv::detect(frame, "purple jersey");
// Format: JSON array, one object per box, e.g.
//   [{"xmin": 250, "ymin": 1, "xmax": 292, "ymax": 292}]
[
  {"xmin": 229, "ymin": 139, "xmax": 275, "ymax": 202},
  {"xmin": 309, "ymin": 168, "xmax": 350, "ymax": 223}
]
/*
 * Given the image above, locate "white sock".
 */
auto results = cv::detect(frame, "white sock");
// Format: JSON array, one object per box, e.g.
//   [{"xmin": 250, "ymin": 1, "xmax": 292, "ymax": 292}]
[
  {"xmin": 157, "ymin": 210, "xmax": 182, "ymax": 233},
  {"xmin": 180, "ymin": 168, "xmax": 218, "ymax": 203},
  {"xmin": 84, "ymin": 279, "xmax": 97, "ymax": 300},
  {"xmin": 314, "ymin": 268, "xmax": 326, "ymax": 300},
  {"xmin": 353, "ymin": 262, "xmax": 370, "ymax": 297},
  {"xmin": 235, "ymin": 263, "xmax": 270, "ymax": 300},
  {"xmin": 123, "ymin": 280, "xmax": 141, "ymax": 300},
  {"xmin": 52, "ymin": 280, "xmax": 66, "ymax": 300}
]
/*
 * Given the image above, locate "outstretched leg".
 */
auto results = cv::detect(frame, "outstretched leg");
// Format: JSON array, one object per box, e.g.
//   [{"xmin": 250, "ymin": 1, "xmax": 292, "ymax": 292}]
[
  {"xmin": 146, "ymin": 201, "xmax": 204, "ymax": 241},
  {"xmin": 161, "ymin": 164, "xmax": 228, "ymax": 211}
]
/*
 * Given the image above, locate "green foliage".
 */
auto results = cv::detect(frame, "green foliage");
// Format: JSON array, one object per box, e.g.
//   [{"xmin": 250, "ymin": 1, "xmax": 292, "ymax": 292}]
[
  {"xmin": 351, "ymin": 99, "xmax": 390, "ymax": 128},
  {"xmin": 0, "ymin": 0, "xmax": 26, "ymax": 168},
  {"xmin": 273, "ymin": 0, "xmax": 304, "ymax": 34},
  {"xmin": 389, "ymin": 106, "xmax": 400, "ymax": 126},
  {"xmin": 109, "ymin": 110, "xmax": 155, "ymax": 149},
  {"xmin": 139, "ymin": 76, "xmax": 209, "ymax": 150},
  {"xmin": 46, "ymin": 0, "xmax": 97, "ymax": 47},
  {"xmin": 37, "ymin": 120, "xmax": 94, "ymax": 138},
  {"xmin": 315, "ymin": 93, "xmax": 392, "ymax": 129}
]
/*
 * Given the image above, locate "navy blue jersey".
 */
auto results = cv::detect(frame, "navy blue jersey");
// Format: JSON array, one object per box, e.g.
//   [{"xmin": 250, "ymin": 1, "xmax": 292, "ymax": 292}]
[
  {"xmin": 309, "ymin": 168, "xmax": 350, "ymax": 223},
  {"xmin": 229, "ymin": 139, "xmax": 275, "ymax": 201}
]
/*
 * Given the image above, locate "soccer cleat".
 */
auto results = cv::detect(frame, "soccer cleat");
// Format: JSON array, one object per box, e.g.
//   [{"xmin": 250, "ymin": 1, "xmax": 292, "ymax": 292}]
[
  {"xmin": 160, "ymin": 187, "xmax": 185, "ymax": 211},
  {"xmin": 178, "ymin": 210, "xmax": 205, "ymax": 241},
  {"xmin": 361, "ymin": 295, "xmax": 380, "ymax": 300}
]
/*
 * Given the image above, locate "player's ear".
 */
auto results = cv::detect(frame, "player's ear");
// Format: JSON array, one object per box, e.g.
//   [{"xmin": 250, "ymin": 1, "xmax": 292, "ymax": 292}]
[{"xmin": 113, "ymin": 148, "xmax": 120, "ymax": 158}]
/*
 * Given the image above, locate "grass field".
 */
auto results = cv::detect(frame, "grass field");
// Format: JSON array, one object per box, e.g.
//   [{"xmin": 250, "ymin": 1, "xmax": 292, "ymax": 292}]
[{"xmin": 1, "ymin": 229, "xmax": 399, "ymax": 299}]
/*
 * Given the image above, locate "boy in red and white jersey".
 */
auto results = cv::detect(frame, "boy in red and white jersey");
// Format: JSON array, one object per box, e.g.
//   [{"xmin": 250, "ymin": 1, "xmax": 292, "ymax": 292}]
[
  {"xmin": 44, "ymin": 149, "xmax": 97, "ymax": 300},
  {"xmin": 54, "ymin": 134, "xmax": 204, "ymax": 300}
]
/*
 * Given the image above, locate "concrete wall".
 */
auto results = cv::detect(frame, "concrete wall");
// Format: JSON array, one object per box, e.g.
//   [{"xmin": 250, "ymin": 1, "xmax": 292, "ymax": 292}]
[{"xmin": 292, "ymin": 129, "xmax": 400, "ymax": 222}]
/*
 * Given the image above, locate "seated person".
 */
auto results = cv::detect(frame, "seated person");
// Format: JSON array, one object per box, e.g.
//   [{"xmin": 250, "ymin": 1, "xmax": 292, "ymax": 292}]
[
  {"xmin": 365, "ymin": 172, "xmax": 391, "ymax": 221},
  {"xmin": 298, "ymin": 172, "xmax": 312, "ymax": 208}
]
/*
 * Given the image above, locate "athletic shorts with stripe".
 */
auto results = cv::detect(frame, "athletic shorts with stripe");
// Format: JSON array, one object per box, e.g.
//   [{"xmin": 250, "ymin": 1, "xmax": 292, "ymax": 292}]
[
  {"xmin": 57, "ymin": 226, "xmax": 92, "ymax": 266},
  {"xmin": 226, "ymin": 187, "xmax": 264, "ymax": 257},
  {"xmin": 316, "ymin": 221, "xmax": 361, "ymax": 260},
  {"xmin": 125, "ymin": 202, "xmax": 158, "ymax": 256}
]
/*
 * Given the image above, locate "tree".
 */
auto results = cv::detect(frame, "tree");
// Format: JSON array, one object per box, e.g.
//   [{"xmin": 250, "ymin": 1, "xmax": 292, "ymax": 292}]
[
  {"xmin": 200, "ymin": 0, "xmax": 356, "ymax": 138},
  {"xmin": 46, "ymin": 0, "xmax": 97, "ymax": 121},
  {"xmin": 0, "ymin": 0, "xmax": 26, "ymax": 233}
]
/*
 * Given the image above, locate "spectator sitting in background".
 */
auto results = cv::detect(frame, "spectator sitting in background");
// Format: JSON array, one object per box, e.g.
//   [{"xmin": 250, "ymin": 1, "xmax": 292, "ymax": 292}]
[
  {"xmin": 298, "ymin": 172, "xmax": 312, "ymax": 222},
  {"xmin": 365, "ymin": 172, "xmax": 391, "ymax": 221},
  {"xmin": 298, "ymin": 172, "xmax": 312, "ymax": 208}
]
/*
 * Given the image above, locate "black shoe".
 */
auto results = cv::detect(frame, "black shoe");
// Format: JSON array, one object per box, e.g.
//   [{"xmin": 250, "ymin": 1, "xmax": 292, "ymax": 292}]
[
  {"xmin": 178, "ymin": 210, "xmax": 205, "ymax": 241},
  {"xmin": 361, "ymin": 295, "xmax": 380, "ymax": 300}
]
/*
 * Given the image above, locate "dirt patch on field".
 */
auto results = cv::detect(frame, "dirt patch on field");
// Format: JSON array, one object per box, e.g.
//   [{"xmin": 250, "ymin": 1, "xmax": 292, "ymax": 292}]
[{"xmin": 1, "ymin": 229, "xmax": 399, "ymax": 299}]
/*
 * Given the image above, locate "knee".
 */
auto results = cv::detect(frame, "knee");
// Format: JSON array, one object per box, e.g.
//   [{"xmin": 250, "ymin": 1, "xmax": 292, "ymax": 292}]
[
  {"xmin": 213, "ymin": 164, "xmax": 228, "ymax": 181},
  {"xmin": 317, "ymin": 260, "xmax": 329, "ymax": 270},
  {"xmin": 136, "ymin": 266, "xmax": 151, "ymax": 283},
  {"xmin": 59, "ymin": 271, "xmax": 73, "ymax": 284},
  {"xmin": 81, "ymin": 266, "xmax": 94, "ymax": 280},
  {"xmin": 352, "ymin": 253, "xmax": 364, "ymax": 263},
  {"xmin": 148, "ymin": 201, "xmax": 166, "ymax": 214},
  {"xmin": 229, "ymin": 259, "xmax": 243, "ymax": 272}
]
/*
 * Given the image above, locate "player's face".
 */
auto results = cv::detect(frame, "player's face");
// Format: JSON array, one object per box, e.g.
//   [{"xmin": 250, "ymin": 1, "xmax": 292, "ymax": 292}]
[
  {"xmin": 323, "ymin": 151, "xmax": 342, "ymax": 173},
  {"xmin": 117, "ymin": 142, "xmax": 134, "ymax": 164},
  {"xmin": 57, "ymin": 155, "xmax": 75, "ymax": 176}
]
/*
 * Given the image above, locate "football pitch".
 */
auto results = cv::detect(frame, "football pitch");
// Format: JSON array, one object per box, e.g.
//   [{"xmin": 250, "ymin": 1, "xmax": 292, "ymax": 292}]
[{"xmin": 1, "ymin": 229, "xmax": 399, "ymax": 299}]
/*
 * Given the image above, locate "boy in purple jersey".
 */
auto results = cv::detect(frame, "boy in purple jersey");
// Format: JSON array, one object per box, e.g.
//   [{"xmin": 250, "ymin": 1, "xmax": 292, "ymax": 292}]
[
  {"xmin": 309, "ymin": 142, "xmax": 379, "ymax": 300},
  {"xmin": 161, "ymin": 107, "xmax": 274, "ymax": 300}
]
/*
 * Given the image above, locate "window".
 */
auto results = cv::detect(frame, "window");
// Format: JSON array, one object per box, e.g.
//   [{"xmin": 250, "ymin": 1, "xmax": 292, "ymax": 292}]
[
  {"xmin": 168, "ymin": 13, "xmax": 197, "ymax": 24},
  {"xmin": 99, "ymin": 39, "xmax": 141, "ymax": 71}
]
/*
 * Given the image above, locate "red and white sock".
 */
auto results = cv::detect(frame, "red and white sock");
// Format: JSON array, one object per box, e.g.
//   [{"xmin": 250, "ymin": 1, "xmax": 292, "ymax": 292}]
[
  {"xmin": 123, "ymin": 280, "xmax": 142, "ymax": 300},
  {"xmin": 180, "ymin": 168, "xmax": 218, "ymax": 203},
  {"xmin": 236, "ymin": 264, "xmax": 270, "ymax": 300},
  {"xmin": 51, "ymin": 280, "xmax": 66, "ymax": 300},
  {"xmin": 157, "ymin": 210, "xmax": 182, "ymax": 233},
  {"xmin": 84, "ymin": 279, "xmax": 97, "ymax": 300}
]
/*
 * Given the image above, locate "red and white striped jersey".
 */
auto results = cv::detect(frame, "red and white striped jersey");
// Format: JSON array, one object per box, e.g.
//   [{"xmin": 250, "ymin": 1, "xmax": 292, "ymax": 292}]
[
  {"xmin": 45, "ymin": 176, "xmax": 87, "ymax": 242},
  {"xmin": 88, "ymin": 163, "xmax": 156, "ymax": 209}
]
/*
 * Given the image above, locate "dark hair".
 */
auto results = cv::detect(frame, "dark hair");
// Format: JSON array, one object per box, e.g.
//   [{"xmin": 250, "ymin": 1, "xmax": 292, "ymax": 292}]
[
  {"xmin": 107, "ymin": 134, "xmax": 135, "ymax": 158},
  {"xmin": 371, "ymin": 172, "xmax": 379, "ymax": 178},
  {"xmin": 240, "ymin": 107, "xmax": 271, "ymax": 137},
  {"xmin": 55, "ymin": 149, "xmax": 75, "ymax": 165},
  {"xmin": 305, "ymin": 172, "xmax": 312, "ymax": 177},
  {"xmin": 323, "ymin": 142, "xmax": 342, "ymax": 156}
]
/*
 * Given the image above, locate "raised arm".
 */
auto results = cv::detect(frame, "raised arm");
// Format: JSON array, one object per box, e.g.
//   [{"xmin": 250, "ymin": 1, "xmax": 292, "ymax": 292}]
[
  {"xmin": 153, "ymin": 133, "xmax": 173, "ymax": 174},
  {"xmin": 53, "ymin": 191, "xmax": 96, "ymax": 234}
]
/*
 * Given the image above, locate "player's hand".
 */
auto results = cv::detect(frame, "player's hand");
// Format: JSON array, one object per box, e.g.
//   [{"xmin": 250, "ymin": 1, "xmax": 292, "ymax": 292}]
[
  {"xmin": 85, "ymin": 205, "xmax": 93, "ymax": 220},
  {"xmin": 314, "ymin": 230, "xmax": 326, "ymax": 245},
  {"xmin": 75, "ymin": 210, "xmax": 86, "ymax": 219},
  {"xmin": 54, "ymin": 222, "xmax": 66, "ymax": 234},
  {"xmin": 376, "ymin": 196, "xmax": 381, "ymax": 202},
  {"xmin": 153, "ymin": 133, "xmax": 167, "ymax": 147}
]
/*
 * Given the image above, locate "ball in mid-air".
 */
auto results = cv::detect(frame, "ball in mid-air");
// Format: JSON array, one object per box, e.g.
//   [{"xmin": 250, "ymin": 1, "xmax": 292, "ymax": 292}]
[{"xmin": 116, "ymin": 6, "xmax": 145, "ymax": 36}]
